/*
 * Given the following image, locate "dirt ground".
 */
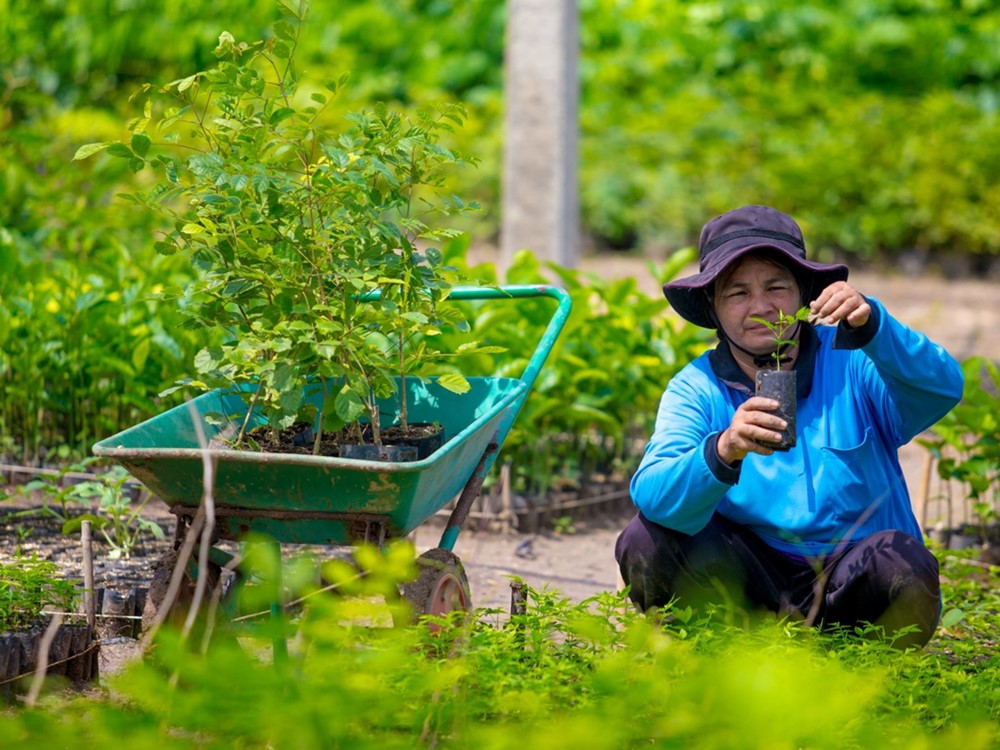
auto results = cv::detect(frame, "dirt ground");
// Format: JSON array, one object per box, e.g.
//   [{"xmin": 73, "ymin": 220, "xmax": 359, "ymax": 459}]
[{"xmin": 412, "ymin": 512, "xmax": 630, "ymax": 613}]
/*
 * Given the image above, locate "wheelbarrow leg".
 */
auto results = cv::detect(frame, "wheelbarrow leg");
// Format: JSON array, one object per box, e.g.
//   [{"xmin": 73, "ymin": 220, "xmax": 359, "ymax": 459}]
[{"xmin": 437, "ymin": 441, "xmax": 498, "ymax": 552}]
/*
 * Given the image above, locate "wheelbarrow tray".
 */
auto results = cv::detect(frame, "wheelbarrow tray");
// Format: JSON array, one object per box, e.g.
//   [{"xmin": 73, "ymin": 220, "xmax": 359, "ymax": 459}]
[{"xmin": 93, "ymin": 376, "xmax": 526, "ymax": 545}]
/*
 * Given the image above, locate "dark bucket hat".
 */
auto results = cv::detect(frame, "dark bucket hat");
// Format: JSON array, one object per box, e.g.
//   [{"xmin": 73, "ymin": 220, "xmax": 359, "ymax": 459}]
[{"xmin": 663, "ymin": 205, "xmax": 849, "ymax": 329}]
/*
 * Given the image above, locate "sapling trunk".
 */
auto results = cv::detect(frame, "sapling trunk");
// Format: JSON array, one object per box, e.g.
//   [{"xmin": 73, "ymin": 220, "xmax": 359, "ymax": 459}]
[
  {"xmin": 236, "ymin": 380, "xmax": 266, "ymax": 446},
  {"xmin": 398, "ymin": 329, "xmax": 408, "ymax": 431},
  {"xmin": 369, "ymin": 395, "xmax": 382, "ymax": 445},
  {"xmin": 311, "ymin": 375, "xmax": 327, "ymax": 456}
]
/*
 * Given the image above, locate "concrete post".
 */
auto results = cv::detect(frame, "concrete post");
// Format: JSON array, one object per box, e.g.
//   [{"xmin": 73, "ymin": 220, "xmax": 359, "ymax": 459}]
[{"xmin": 501, "ymin": 0, "xmax": 579, "ymax": 269}]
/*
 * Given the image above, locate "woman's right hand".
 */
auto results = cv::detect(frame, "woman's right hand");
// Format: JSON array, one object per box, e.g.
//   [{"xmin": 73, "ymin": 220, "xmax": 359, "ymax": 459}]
[{"xmin": 717, "ymin": 397, "xmax": 787, "ymax": 464}]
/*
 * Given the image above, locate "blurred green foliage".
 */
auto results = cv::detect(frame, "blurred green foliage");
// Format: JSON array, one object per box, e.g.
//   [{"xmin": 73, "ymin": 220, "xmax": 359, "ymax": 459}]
[
  {"xmin": 5, "ymin": 0, "xmax": 1000, "ymax": 257},
  {"xmin": 0, "ymin": 546, "xmax": 997, "ymax": 746},
  {"xmin": 577, "ymin": 0, "xmax": 1000, "ymax": 257}
]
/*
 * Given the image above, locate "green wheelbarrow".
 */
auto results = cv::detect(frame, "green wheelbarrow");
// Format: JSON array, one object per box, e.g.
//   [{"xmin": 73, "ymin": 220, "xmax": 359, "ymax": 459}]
[{"xmin": 93, "ymin": 285, "xmax": 571, "ymax": 626}]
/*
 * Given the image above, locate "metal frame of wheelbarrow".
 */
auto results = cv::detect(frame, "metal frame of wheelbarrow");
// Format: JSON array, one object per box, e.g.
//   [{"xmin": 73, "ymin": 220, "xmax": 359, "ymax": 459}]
[
  {"xmin": 430, "ymin": 285, "xmax": 571, "ymax": 551},
  {"xmin": 93, "ymin": 285, "xmax": 571, "ymax": 628}
]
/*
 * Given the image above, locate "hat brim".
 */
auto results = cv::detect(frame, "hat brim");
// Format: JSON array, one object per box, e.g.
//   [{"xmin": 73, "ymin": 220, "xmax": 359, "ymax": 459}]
[{"xmin": 662, "ymin": 241, "xmax": 849, "ymax": 329}]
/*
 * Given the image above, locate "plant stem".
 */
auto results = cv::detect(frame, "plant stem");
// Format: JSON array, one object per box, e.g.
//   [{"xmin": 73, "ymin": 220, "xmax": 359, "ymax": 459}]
[
  {"xmin": 312, "ymin": 375, "xmax": 326, "ymax": 456},
  {"xmin": 398, "ymin": 329, "xmax": 408, "ymax": 431},
  {"xmin": 237, "ymin": 380, "xmax": 266, "ymax": 445}
]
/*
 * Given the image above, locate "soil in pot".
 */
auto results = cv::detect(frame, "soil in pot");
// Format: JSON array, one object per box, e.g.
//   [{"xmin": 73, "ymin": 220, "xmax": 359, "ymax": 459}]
[
  {"xmin": 755, "ymin": 369, "xmax": 797, "ymax": 451},
  {"xmin": 245, "ymin": 422, "xmax": 445, "ymax": 462},
  {"xmin": 245, "ymin": 423, "xmax": 343, "ymax": 456}
]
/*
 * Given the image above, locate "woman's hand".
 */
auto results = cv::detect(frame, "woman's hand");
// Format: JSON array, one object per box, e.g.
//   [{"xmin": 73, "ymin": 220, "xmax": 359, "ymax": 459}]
[
  {"xmin": 717, "ymin": 397, "xmax": 787, "ymax": 464},
  {"xmin": 808, "ymin": 281, "xmax": 870, "ymax": 328}
]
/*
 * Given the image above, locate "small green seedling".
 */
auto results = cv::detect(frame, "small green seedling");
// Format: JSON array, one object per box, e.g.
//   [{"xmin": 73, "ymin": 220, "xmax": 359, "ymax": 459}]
[
  {"xmin": 750, "ymin": 306, "xmax": 811, "ymax": 370},
  {"xmin": 8, "ymin": 458, "xmax": 101, "ymax": 523},
  {"xmin": 61, "ymin": 466, "xmax": 164, "ymax": 559}
]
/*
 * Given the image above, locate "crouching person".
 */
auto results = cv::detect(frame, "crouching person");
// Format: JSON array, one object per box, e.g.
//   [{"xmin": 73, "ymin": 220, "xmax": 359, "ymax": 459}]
[{"xmin": 616, "ymin": 205, "xmax": 963, "ymax": 649}]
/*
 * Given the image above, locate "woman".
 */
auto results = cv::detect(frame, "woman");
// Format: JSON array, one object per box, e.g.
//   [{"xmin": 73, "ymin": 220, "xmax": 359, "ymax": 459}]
[{"xmin": 616, "ymin": 205, "xmax": 963, "ymax": 648}]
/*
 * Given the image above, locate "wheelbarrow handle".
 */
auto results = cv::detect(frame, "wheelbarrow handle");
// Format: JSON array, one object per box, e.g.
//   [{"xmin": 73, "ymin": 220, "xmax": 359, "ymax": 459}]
[
  {"xmin": 447, "ymin": 284, "xmax": 572, "ymax": 411},
  {"xmin": 437, "ymin": 285, "xmax": 572, "ymax": 552},
  {"xmin": 359, "ymin": 282, "xmax": 571, "ymax": 506}
]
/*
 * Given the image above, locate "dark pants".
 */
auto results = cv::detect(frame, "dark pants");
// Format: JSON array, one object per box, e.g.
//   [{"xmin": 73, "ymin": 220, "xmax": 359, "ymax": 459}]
[{"xmin": 615, "ymin": 513, "xmax": 942, "ymax": 649}]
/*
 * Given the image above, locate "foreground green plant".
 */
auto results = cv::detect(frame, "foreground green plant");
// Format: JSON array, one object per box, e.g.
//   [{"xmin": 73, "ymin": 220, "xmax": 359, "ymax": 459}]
[{"xmin": 1, "ymin": 546, "xmax": 996, "ymax": 747}]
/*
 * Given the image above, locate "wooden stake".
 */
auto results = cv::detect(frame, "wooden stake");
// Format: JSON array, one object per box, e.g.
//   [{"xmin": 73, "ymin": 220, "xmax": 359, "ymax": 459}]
[
  {"xmin": 500, "ymin": 463, "xmax": 513, "ymax": 536},
  {"xmin": 81, "ymin": 520, "xmax": 96, "ymax": 631}
]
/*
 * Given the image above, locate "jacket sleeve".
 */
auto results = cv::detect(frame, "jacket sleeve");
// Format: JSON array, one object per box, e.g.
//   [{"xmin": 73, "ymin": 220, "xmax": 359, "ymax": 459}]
[
  {"xmin": 629, "ymin": 367, "xmax": 735, "ymax": 535},
  {"xmin": 844, "ymin": 297, "xmax": 964, "ymax": 445}
]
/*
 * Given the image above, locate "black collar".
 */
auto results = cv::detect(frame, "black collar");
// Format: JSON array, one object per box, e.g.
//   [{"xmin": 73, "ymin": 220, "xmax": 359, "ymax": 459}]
[{"xmin": 708, "ymin": 324, "xmax": 819, "ymax": 398}]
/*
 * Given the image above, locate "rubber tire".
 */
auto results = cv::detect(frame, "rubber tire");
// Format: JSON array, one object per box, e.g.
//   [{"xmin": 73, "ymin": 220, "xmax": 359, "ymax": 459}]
[
  {"xmin": 143, "ymin": 548, "xmax": 225, "ymax": 631},
  {"xmin": 401, "ymin": 548, "xmax": 473, "ymax": 623}
]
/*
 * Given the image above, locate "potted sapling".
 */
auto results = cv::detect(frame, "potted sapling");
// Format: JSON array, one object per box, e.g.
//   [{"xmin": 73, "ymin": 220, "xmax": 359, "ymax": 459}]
[
  {"xmin": 75, "ymin": 4, "xmax": 483, "ymax": 462},
  {"xmin": 750, "ymin": 306, "xmax": 811, "ymax": 451}
]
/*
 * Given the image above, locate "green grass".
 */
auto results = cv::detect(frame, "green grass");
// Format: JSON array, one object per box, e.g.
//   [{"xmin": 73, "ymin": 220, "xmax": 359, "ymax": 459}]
[{"xmin": 1, "ymin": 544, "xmax": 997, "ymax": 748}]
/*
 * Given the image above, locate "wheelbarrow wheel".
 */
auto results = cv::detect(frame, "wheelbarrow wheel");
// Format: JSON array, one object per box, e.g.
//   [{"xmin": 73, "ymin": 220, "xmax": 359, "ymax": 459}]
[
  {"xmin": 401, "ymin": 548, "xmax": 472, "ymax": 623},
  {"xmin": 142, "ymin": 547, "xmax": 229, "ymax": 631}
]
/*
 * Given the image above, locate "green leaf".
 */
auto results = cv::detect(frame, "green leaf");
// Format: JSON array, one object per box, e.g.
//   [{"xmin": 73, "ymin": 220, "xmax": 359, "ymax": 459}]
[
  {"xmin": 62, "ymin": 514, "xmax": 108, "ymax": 535},
  {"xmin": 334, "ymin": 385, "xmax": 366, "ymax": 423},
  {"xmin": 278, "ymin": 0, "xmax": 307, "ymax": 20},
  {"xmin": 131, "ymin": 338, "xmax": 151, "ymax": 372},
  {"xmin": 278, "ymin": 386, "xmax": 302, "ymax": 416},
  {"xmin": 106, "ymin": 143, "xmax": 134, "ymax": 158},
  {"xmin": 153, "ymin": 240, "xmax": 179, "ymax": 256},
  {"xmin": 940, "ymin": 608, "xmax": 966, "ymax": 628},
  {"xmin": 270, "ymin": 107, "xmax": 296, "ymax": 125},
  {"xmin": 436, "ymin": 373, "xmax": 470, "ymax": 394},
  {"xmin": 273, "ymin": 20, "xmax": 296, "ymax": 40},
  {"xmin": 72, "ymin": 142, "xmax": 111, "ymax": 160},
  {"xmin": 194, "ymin": 347, "xmax": 224, "ymax": 373},
  {"xmin": 273, "ymin": 362, "xmax": 296, "ymax": 392},
  {"xmin": 130, "ymin": 132, "xmax": 151, "ymax": 158},
  {"xmin": 175, "ymin": 74, "xmax": 198, "ymax": 93}
]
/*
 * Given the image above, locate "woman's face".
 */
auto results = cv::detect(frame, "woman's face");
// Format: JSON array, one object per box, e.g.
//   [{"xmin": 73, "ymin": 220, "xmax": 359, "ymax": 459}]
[{"xmin": 713, "ymin": 255, "xmax": 802, "ymax": 356}]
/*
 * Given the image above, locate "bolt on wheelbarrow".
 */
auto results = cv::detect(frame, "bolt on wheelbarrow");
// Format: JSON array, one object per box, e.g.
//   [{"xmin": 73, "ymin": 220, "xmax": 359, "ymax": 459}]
[{"xmin": 92, "ymin": 285, "xmax": 571, "ymax": 636}]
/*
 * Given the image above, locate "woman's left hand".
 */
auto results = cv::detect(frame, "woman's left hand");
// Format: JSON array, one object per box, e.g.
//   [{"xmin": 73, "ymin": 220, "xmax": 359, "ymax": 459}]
[{"xmin": 808, "ymin": 281, "xmax": 871, "ymax": 329}]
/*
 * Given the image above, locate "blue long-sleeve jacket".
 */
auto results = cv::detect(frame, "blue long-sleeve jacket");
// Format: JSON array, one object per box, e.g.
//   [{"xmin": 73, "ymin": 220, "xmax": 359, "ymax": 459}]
[{"xmin": 630, "ymin": 297, "xmax": 964, "ymax": 557}]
